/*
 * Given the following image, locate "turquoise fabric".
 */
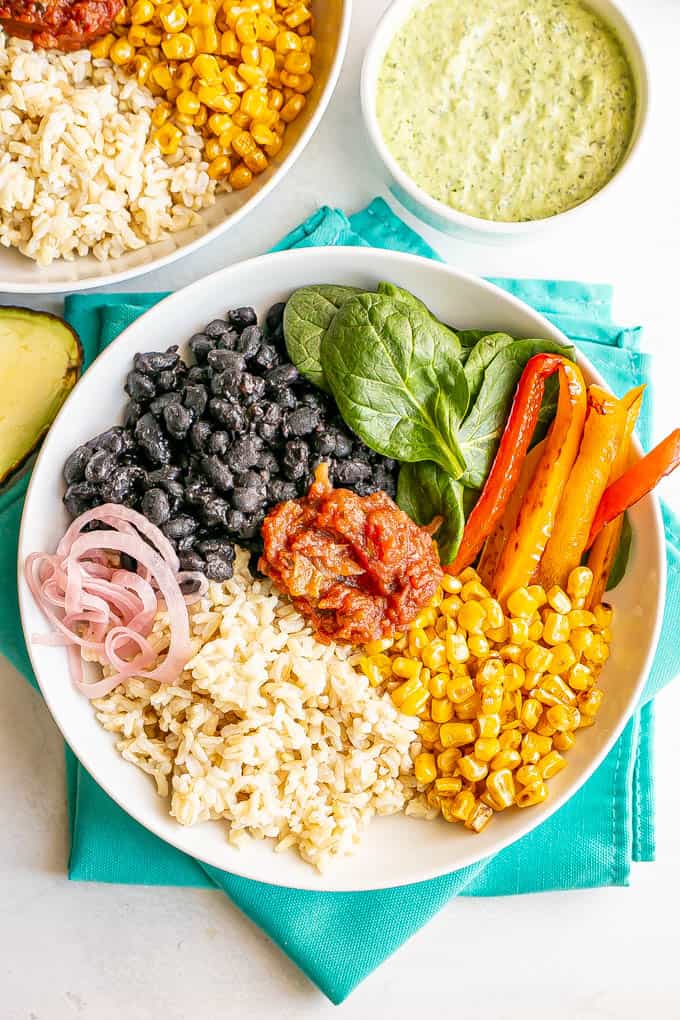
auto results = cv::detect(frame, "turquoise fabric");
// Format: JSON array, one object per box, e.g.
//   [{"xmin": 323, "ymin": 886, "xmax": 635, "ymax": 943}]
[{"xmin": 2, "ymin": 198, "xmax": 678, "ymax": 1004}]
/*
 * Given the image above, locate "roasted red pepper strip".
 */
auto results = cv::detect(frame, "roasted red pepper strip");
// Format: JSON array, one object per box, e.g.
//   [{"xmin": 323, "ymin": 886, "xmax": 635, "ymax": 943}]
[
  {"xmin": 448, "ymin": 353, "xmax": 567, "ymax": 574},
  {"xmin": 586, "ymin": 429, "xmax": 680, "ymax": 549}
]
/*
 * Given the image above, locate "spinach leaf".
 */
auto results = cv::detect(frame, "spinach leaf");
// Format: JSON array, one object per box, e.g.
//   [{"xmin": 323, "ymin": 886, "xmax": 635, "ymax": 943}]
[
  {"xmin": 377, "ymin": 282, "xmax": 461, "ymax": 355},
  {"xmin": 397, "ymin": 462, "xmax": 465, "ymax": 564},
  {"xmin": 283, "ymin": 284, "xmax": 362, "ymax": 391},
  {"xmin": 322, "ymin": 293, "xmax": 469, "ymax": 477},
  {"xmin": 463, "ymin": 332, "xmax": 515, "ymax": 404},
  {"xmin": 458, "ymin": 338, "xmax": 574, "ymax": 489},
  {"xmin": 457, "ymin": 329, "xmax": 492, "ymax": 348},
  {"xmin": 606, "ymin": 512, "xmax": 633, "ymax": 590}
]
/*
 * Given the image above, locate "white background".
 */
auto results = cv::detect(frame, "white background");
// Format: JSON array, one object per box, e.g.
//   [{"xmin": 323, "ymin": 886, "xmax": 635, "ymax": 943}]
[{"xmin": 2, "ymin": 0, "xmax": 679, "ymax": 1016}]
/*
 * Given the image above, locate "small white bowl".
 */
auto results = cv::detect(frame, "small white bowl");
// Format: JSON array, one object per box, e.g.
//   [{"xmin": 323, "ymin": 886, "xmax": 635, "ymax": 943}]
[
  {"xmin": 361, "ymin": 0, "xmax": 649, "ymax": 240},
  {"xmin": 18, "ymin": 247, "xmax": 665, "ymax": 892},
  {"xmin": 1, "ymin": 0, "xmax": 351, "ymax": 294}
]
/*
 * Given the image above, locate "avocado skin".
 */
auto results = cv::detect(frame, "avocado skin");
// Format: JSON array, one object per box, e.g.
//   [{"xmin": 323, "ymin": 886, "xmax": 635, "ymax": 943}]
[{"xmin": 0, "ymin": 306, "xmax": 83, "ymax": 488}]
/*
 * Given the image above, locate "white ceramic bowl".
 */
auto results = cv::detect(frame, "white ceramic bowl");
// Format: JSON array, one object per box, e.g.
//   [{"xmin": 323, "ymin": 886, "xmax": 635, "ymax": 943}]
[
  {"xmin": 2, "ymin": 0, "xmax": 351, "ymax": 294},
  {"xmin": 18, "ymin": 247, "xmax": 665, "ymax": 891},
  {"xmin": 361, "ymin": 0, "xmax": 649, "ymax": 240}
]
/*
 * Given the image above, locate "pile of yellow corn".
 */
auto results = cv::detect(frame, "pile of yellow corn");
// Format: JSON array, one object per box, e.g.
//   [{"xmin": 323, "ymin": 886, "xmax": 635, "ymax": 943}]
[
  {"xmin": 359, "ymin": 565, "xmax": 611, "ymax": 833},
  {"xmin": 91, "ymin": 0, "xmax": 314, "ymax": 190}
]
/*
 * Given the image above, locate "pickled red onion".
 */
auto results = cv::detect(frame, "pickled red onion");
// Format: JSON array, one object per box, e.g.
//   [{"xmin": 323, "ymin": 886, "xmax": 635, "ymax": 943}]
[{"xmin": 25, "ymin": 504, "xmax": 207, "ymax": 699}]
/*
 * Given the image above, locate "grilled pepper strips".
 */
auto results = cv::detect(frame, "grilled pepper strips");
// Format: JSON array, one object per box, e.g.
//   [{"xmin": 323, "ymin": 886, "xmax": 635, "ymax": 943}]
[
  {"xmin": 587, "ymin": 428, "xmax": 680, "ymax": 549},
  {"xmin": 449, "ymin": 354, "xmax": 570, "ymax": 575},
  {"xmin": 539, "ymin": 384, "xmax": 644, "ymax": 591},
  {"xmin": 492, "ymin": 357, "xmax": 587, "ymax": 604},
  {"xmin": 586, "ymin": 386, "xmax": 644, "ymax": 607}
]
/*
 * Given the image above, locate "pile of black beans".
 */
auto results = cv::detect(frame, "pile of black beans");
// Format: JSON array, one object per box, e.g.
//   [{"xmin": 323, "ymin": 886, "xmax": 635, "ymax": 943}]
[{"xmin": 62, "ymin": 301, "xmax": 398, "ymax": 581}]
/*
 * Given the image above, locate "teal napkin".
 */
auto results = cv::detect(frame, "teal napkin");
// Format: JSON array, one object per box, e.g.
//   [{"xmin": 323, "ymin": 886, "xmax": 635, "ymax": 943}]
[{"xmin": 2, "ymin": 199, "xmax": 678, "ymax": 1004}]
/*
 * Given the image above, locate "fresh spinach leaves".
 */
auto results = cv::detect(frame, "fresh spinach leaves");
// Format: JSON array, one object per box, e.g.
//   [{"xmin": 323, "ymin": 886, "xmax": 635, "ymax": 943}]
[
  {"xmin": 377, "ymin": 281, "xmax": 462, "ymax": 354},
  {"xmin": 458, "ymin": 338, "xmax": 574, "ymax": 489},
  {"xmin": 322, "ymin": 293, "xmax": 469, "ymax": 477},
  {"xmin": 283, "ymin": 284, "xmax": 361, "ymax": 391},
  {"xmin": 606, "ymin": 512, "xmax": 633, "ymax": 590},
  {"xmin": 397, "ymin": 462, "xmax": 465, "ymax": 564}
]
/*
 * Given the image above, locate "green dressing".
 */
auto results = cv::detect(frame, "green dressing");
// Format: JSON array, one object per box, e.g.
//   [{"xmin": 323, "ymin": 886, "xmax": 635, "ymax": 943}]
[{"xmin": 376, "ymin": 0, "xmax": 637, "ymax": 222}]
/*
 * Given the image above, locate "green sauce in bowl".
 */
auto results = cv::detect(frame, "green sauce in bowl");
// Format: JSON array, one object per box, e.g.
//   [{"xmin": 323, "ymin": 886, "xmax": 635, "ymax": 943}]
[{"xmin": 376, "ymin": 0, "xmax": 637, "ymax": 223}]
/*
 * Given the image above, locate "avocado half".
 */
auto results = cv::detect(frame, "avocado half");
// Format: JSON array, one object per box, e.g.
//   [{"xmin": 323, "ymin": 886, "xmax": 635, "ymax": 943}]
[{"xmin": 0, "ymin": 307, "xmax": 83, "ymax": 487}]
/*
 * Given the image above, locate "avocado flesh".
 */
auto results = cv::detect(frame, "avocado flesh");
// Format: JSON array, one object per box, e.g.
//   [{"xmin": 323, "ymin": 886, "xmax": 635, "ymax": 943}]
[{"xmin": 0, "ymin": 307, "xmax": 82, "ymax": 486}]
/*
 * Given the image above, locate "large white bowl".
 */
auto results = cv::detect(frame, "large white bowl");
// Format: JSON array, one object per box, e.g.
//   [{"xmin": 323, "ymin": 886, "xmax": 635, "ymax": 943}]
[
  {"xmin": 17, "ymin": 247, "xmax": 666, "ymax": 891},
  {"xmin": 361, "ymin": 0, "xmax": 649, "ymax": 241},
  {"xmin": 2, "ymin": 0, "xmax": 351, "ymax": 294}
]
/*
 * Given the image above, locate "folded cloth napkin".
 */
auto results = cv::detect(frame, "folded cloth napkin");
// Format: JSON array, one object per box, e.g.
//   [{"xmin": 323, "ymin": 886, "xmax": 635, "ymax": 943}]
[{"xmin": 1, "ymin": 198, "xmax": 678, "ymax": 1004}]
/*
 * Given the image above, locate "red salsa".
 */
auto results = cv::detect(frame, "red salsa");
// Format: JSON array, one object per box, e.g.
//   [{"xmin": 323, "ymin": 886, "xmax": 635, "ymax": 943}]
[{"xmin": 259, "ymin": 464, "xmax": 442, "ymax": 644}]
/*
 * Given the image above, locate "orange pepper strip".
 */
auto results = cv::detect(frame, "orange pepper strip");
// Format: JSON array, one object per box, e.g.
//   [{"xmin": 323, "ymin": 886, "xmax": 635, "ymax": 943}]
[
  {"xmin": 448, "ymin": 354, "xmax": 567, "ymax": 575},
  {"xmin": 492, "ymin": 359, "xmax": 587, "ymax": 604},
  {"xmin": 586, "ymin": 387, "xmax": 645, "ymax": 608},
  {"xmin": 587, "ymin": 428, "xmax": 680, "ymax": 549},
  {"xmin": 538, "ymin": 384, "xmax": 644, "ymax": 592},
  {"xmin": 478, "ymin": 440, "xmax": 545, "ymax": 588}
]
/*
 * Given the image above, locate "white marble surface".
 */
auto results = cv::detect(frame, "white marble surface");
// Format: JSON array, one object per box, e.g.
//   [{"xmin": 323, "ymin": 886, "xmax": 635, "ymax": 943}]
[{"xmin": 2, "ymin": 1, "xmax": 680, "ymax": 1016}]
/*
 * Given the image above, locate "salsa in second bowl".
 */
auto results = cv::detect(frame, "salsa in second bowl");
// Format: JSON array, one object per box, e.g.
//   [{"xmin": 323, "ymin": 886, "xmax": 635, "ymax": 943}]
[{"xmin": 375, "ymin": 0, "xmax": 637, "ymax": 223}]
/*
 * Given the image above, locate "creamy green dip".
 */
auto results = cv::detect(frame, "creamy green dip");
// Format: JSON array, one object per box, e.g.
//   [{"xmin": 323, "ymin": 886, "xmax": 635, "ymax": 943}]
[{"xmin": 376, "ymin": 0, "xmax": 636, "ymax": 222}]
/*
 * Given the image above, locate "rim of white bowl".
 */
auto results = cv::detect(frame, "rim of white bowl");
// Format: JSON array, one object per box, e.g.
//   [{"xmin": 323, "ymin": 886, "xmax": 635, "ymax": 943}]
[
  {"xmin": 361, "ymin": 0, "xmax": 650, "ymax": 236},
  {"xmin": 1, "ymin": 0, "xmax": 352, "ymax": 295},
  {"xmin": 17, "ymin": 247, "xmax": 667, "ymax": 890}
]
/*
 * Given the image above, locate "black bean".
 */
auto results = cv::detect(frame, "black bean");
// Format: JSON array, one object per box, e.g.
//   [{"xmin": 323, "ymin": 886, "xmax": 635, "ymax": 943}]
[
  {"xmin": 313, "ymin": 429, "xmax": 336, "ymax": 457},
  {"xmin": 144, "ymin": 466, "xmax": 181, "ymax": 488},
  {"xmin": 135, "ymin": 413, "xmax": 170, "ymax": 465},
  {"xmin": 179, "ymin": 550, "xmax": 206, "ymax": 573},
  {"xmin": 207, "ymin": 348, "xmax": 245, "ymax": 374},
  {"xmin": 252, "ymin": 343, "xmax": 279, "ymax": 372},
  {"xmin": 239, "ymin": 372, "xmax": 265, "ymax": 404},
  {"xmin": 123, "ymin": 401, "xmax": 143, "ymax": 428},
  {"xmin": 199, "ymin": 496, "xmax": 230, "ymax": 528},
  {"xmin": 236, "ymin": 325, "xmax": 262, "ymax": 358},
  {"xmin": 257, "ymin": 422, "xmax": 278, "ymax": 444},
  {"xmin": 233, "ymin": 470, "xmax": 264, "ymax": 491},
  {"xmin": 157, "ymin": 368, "xmax": 181, "ymax": 393},
  {"xmin": 228, "ymin": 306, "xmax": 257, "ymax": 331},
  {"xmin": 232, "ymin": 487, "xmax": 262, "ymax": 513},
  {"xmin": 282, "ymin": 406, "xmax": 320, "ymax": 438},
  {"xmin": 84, "ymin": 449, "xmax": 117, "ymax": 484},
  {"xmin": 210, "ymin": 370, "xmax": 242, "ymax": 398},
  {"xmin": 204, "ymin": 318, "xmax": 232, "ymax": 338},
  {"xmin": 183, "ymin": 384, "xmax": 208, "ymax": 417},
  {"xmin": 334, "ymin": 432, "xmax": 353, "ymax": 458},
  {"xmin": 163, "ymin": 402, "xmax": 193, "ymax": 439},
  {"xmin": 276, "ymin": 387, "xmax": 297, "ymax": 411},
  {"xmin": 256, "ymin": 450, "xmax": 278, "ymax": 475},
  {"xmin": 150, "ymin": 392, "xmax": 182, "ymax": 417},
  {"xmin": 187, "ymin": 365, "xmax": 210, "ymax": 385},
  {"xmin": 63, "ymin": 481, "xmax": 99, "ymax": 516},
  {"xmin": 188, "ymin": 333, "xmax": 215, "ymax": 364},
  {"xmin": 208, "ymin": 431, "xmax": 229, "ymax": 457},
  {"xmin": 268, "ymin": 479, "xmax": 297, "ymax": 503},
  {"xmin": 224, "ymin": 509, "xmax": 246, "ymax": 534},
  {"xmin": 141, "ymin": 487, "xmax": 171, "ymax": 526},
  {"xmin": 196, "ymin": 536, "xmax": 235, "ymax": 559},
  {"xmin": 184, "ymin": 480, "xmax": 214, "ymax": 505},
  {"xmin": 261, "ymin": 402, "xmax": 282, "ymax": 426},
  {"xmin": 265, "ymin": 301, "xmax": 285, "ymax": 333},
  {"xmin": 63, "ymin": 445, "xmax": 92, "ymax": 484},
  {"xmin": 227, "ymin": 436, "xmax": 260, "ymax": 472},
  {"xmin": 283, "ymin": 439, "xmax": 309, "ymax": 481},
  {"xmin": 125, "ymin": 370, "xmax": 155, "ymax": 402},
  {"xmin": 86, "ymin": 427, "xmax": 131, "ymax": 456},
  {"xmin": 333, "ymin": 459, "xmax": 372, "ymax": 486},
  {"xmin": 100, "ymin": 465, "xmax": 146, "ymax": 505},
  {"xmin": 134, "ymin": 349, "xmax": 180, "ymax": 375},
  {"xmin": 201, "ymin": 455, "xmax": 233, "ymax": 493},
  {"xmin": 162, "ymin": 515, "xmax": 198, "ymax": 542},
  {"xmin": 204, "ymin": 553, "xmax": 234, "ymax": 582},
  {"xmin": 189, "ymin": 420, "xmax": 212, "ymax": 451},
  {"xmin": 266, "ymin": 364, "xmax": 298, "ymax": 390},
  {"xmin": 216, "ymin": 328, "xmax": 240, "ymax": 350}
]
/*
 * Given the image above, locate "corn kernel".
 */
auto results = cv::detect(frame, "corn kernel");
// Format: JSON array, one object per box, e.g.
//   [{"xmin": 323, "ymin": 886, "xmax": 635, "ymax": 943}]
[
  {"xmin": 441, "ymin": 575, "xmax": 462, "ymax": 594},
  {"xmin": 567, "ymin": 566, "xmax": 593, "ymax": 600},
  {"xmin": 421, "ymin": 639, "xmax": 446, "ymax": 672},
  {"xmin": 537, "ymin": 750, "xmax": 567, "ymax": 780},
  {"xmin": 516, "ymin": 781, "xmax": 548, "ymax": 807},
  {"xmin": 280, "ymin": 93, "xmax": 305, "ymax": 121},
  {"xmin": 504, "ymin": 663, "xmax": 525, "ymax": 691},
  {"xmin": 229, "ymin": 163, "xmax": 253, "ymax": 189},
  {"xmin": 548, "ymin": 643, "xmax": 577, "ymax": 674},
  {"xmin": 486, "ymin": 768, "xmax": 516, "ymax": 809},
  {"xmin": 154, "ymin": 122, "xmax": 183, "ymax": 154},
  {"xmin": 162, "ymin": 31, "xmax": 196, "ymax": 59},
  {"xmin": 110, "ymin": 37, "xmax": 135, "ymax": 64},
  {"xmin": 546, "ymin": 704, "xmax": 581, "ymax": 732},
  {"xmin": 524, "ymin": 645, "xmax": 553, "ymax": 673},
  {"xmin": 499, "ymin": 728, "xmax": 522, "ymax": 750},
  {"xmin": 539, "ymin": 674, "xmax": 576, "ymax": 706},
  {"xmin": 434, "ymin": 776, "xmax": 462, "ymax": 796},
  {"xmin": 543, "ymin": 611, "xmax": 571, "ymax": 646},
  {"xmin": 528, "ymin": 617, "xmax": 544, "ymax": 641},
  {"xmin": 446, "ymin": 675, "xmax": 475, "ymax": 704},
  {"xmin": 506, "ymin": 587, "xmax": 538, "ymax": 619},
  {"xmin": 516, "ymin": 763, "xmax": 542, "ymax": 788},
  {"xmin": 207, "ymin": 154, "xmax": 232, "ymax": 178},
  {"xmin": 447, "ymin": 790, "xmax": 476, "ymax": 823},
  {"xmin": 90, "ymin": 33, "xmax": 115, "ymax": 58},
  {"xmin": 414, "ymin": 752, "xmax": 437, "ymax": 786},
  {"xmin": 520, "ymin": 698, "xmax": 541, "ymax": 730},
  {"xmin": 418, "ymin": 720, "xmax": 439, "ymax": 745},
  {"xmin": 578, "ymin": 688, "xmax": 604, "ymax": 716},
  {"xmin": 490, "ymin": 748, "xmax": 521, "ymax": 771},
  {"xmin": 400, "ymin": 688, "xmax": 430, "ymax": 717},
  {"xmin": 477, "ymin": 713, "xmax": 501, "ymax": 739},
  {"xmin": 571, "ymin": 626, "xmax": 595, "ymax": 656},
  {"xmin": 431, "ymin": 698, "xmax": 454, "ymax": 724},
  {"xmin": 176, "ymin": 89, "xmax": 201, "ymax": 115},
  {"xmin": 475, "ymin": 737, "xmax": 501, "ymax": 762},
  {"xmin": 446, "ymin": 632, "xmax": 470, "ymax": 665},
  {"xmin": 465, "ymin": 801, "xmax": 494, "ymax": 832},
  {"xmin": 437, "ymin": 748, "xmax": 461, "ymax": 773},
  {"xmin": 440, "ymin": 722, "xmax": 476, "ymax": 748},
  {"xmin": 458, "ymin": 754, "xmax": 488, "ymax": 783},
  {"xmin": 507, "ymin": 618, "xmax": 529, "ymax": 645},
  {"xmin": 546, "ymin": 586, "xmax": 572, "ymax": 614},
  {"xmin": 458, "ymin": 601, "xmax": 486, "ymax": 634},
  {"xmin": 456, "ymin": 694, "xmax": 481, "ymax": 720},
  {"xmin": 391, "ymin": 674, "xmax": 423, "ymax": 707},
  {"xmin": 527, "ymin": 584, "xmax": 547, "ymax": 607},
  {"xmin": 568, "ymin": 609, "xmax": 596, "ymax": 629},
  {"xmin": 593, "ymin": 603, "xmax": 613, "ymax": 629},
  {"xmin": 188, "ymin": 2, "xmax": 216, "ymax": 26},
  {"xmin": 553, "ymin": 730, "xmax": 576, "ymax": 751},
  {"xmin": 392, "ymin": 656, "xmax": 421, "ymax": 681}
]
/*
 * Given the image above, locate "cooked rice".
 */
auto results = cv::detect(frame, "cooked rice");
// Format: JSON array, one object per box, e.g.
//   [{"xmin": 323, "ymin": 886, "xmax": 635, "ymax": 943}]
[
  {"xmin": 91, "ymin": 548, "xmax": 423, "ymax": 871},
  {"xmin": 0, "ymin": 34, "xmax": 218, "ymax": 266}
]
